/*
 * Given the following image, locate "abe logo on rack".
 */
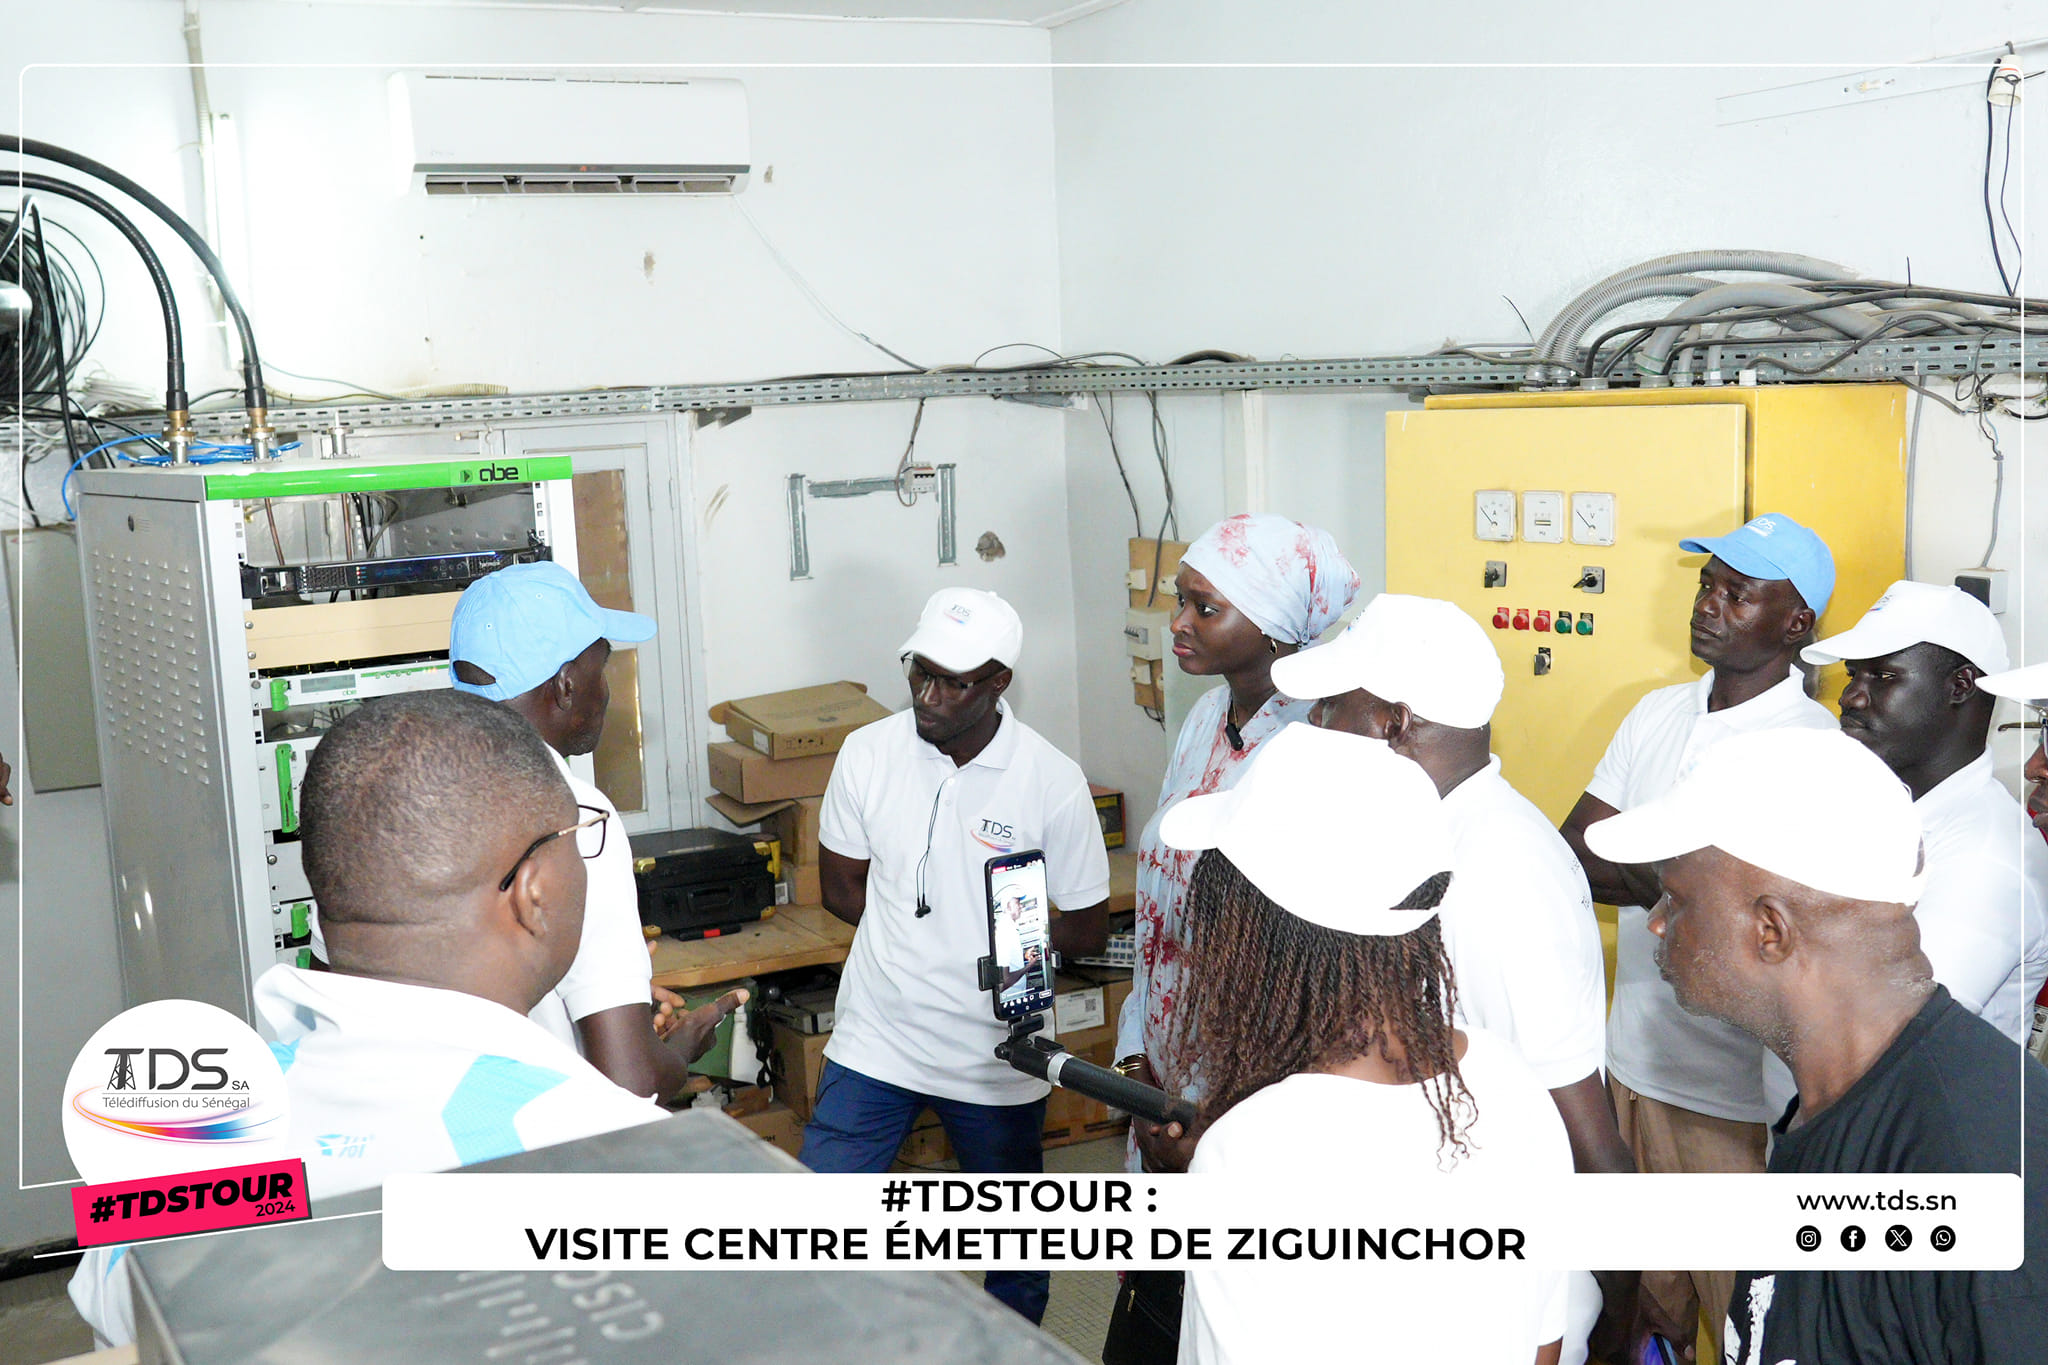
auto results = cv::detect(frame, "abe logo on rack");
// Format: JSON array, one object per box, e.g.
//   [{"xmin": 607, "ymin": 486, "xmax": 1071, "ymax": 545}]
[{"xmin": 475, "ymin": 463, "xmax": 523, "ymax": 484}]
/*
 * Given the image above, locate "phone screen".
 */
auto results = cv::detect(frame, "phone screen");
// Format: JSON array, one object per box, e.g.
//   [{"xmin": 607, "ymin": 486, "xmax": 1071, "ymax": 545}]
[{"xmin": 986, "ymin": 850, "xmax": 1055, "ymax": 1020}]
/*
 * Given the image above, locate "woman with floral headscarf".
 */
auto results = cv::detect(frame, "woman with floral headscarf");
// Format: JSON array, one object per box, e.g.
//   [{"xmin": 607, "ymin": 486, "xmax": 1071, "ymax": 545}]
[{"xmin": 1101, "ymin": 513, "xmax": 1359, "ymax": 1365}]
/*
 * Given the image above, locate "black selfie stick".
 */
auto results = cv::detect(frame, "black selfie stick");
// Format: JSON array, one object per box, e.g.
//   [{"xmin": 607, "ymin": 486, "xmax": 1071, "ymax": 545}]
[{"xmin": 979, "ymin": 954, "xmax": 1199, "ymax": 1130}]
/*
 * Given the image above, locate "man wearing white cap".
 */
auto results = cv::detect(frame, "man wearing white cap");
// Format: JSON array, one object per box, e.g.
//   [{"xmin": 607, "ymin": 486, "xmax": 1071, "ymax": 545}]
[
  {"xmin": 1978, "ymin": 660, "xmax": 2048, "ymax": 840},
  {"xmin": 1157, "ymin": 723, "xmax": 1572, "ymax": 1365},
  {"xmin": 449, "ymin": 562, "xmax": 745, "ymax": 1099},
  {"xmin": 801, "ymin": 587, "xmax": 1109, "ymax": 1325},
  {"xmin": 1276, "ymin": 594, "xmax": 1626, "ymax": 1363},
  {"xmin": 1803, "ymin": 580, "xmax": 2048, "ymax": 1051},
  {"xmin": 1559, "ymin": 513, "xmax": 1839, "ymax": 1358},
  {"xmin": 1585, "ymin": 727, "xmax": 2048, "ymax": 1364}
]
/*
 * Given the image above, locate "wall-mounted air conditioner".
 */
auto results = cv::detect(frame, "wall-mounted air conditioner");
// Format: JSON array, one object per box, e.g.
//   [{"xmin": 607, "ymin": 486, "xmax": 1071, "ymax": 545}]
[{"xmin": 388, "ymin": 72, "xmax": 750, "ymax": 196}]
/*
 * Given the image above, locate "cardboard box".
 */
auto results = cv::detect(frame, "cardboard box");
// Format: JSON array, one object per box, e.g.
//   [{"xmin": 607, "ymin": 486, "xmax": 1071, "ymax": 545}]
[
  {"xmin": 772, "ymin": 797, "xmax": 824, "ymax": 865},
  {"xmin": 710, "ymin": 682, "xmax": 892, "ymax": 761},
  {"xmin": 734, "ymin": 1099, "xmax": 804, "ymax": 1159},
  {"xmin": 708, "ymin": 742, "xmax": 836, "ymax": 805},
  {"xmin": 705, "ymin": 794, "xmax": 820, "ymax": 867},
  {"xmin": 771, "ymin": 1023, "xmax": 833, "ymax": 1120},
  {"xmin": 1053, "ymin": 981, "xmax": 1105, "ymax": 1035},
  {"xmin": 787, "ymin": 860, "xmax": 822, "ymax": 907}
]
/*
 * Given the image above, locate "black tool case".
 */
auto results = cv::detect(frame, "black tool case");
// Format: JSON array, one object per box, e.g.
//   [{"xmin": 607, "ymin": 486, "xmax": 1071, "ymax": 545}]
[{"xmin": 629, "ymin": 827, "xmax": 775, "ymax": 938}]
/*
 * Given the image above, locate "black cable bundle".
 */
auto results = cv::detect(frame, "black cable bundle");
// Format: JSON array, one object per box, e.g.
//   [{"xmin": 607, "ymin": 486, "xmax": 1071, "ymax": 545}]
[{"xmin": 2, "ymin": 200, "xmax": 101, "ymax": 404}]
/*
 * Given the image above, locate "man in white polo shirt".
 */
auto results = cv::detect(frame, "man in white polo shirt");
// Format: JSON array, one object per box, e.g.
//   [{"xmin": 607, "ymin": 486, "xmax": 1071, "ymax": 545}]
[
  {"xmin": 1979, "ymin": 659, "xmax": 2048, "ymax": 837},
  {"xmin": 1559, "ymin": 512, "xmax": 1839, "ymax": 1359},
  {"xmin": 1803, "ymin": 581, "xmax": 2048, "ymax": 1047},
  {"xmin": 1275, "ymin": 592, "xmax": 1627, "ymax": 1365},
  {"xmin": 450, "ymin": 562, "xmax": 743, "ymax": 1099},
  {"xmin": 802, "ymin": 587, "xmax": 1110, "ymax": 1325}
]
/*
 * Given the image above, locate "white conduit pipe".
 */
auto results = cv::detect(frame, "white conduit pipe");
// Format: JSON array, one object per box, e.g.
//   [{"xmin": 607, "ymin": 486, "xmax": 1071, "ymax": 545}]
[
  {"xmin": 1636, "ymin": 283, "xmax": 1881, "ymax": 384},
  {"xmin": 1535, "ymin": 251, "xmax": 1855, "ymax": 379}
]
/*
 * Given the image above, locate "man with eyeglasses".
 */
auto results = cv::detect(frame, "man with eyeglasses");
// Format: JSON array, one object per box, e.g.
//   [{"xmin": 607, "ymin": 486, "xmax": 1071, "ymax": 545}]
[
  {"xmin": 71, "ymin": 689, "xmax": 668, "ymax": 1349},
  {"xmin": 802, "ymin": 587, "xmax": 1109, "ymax": 1324},
  {"xmin": 1978, "ymin": 660, "xmax": 2048, "ymax": 839},
  {"xmin": 451, "ymin": 562, "xmax": 742, "ymax": 1101}
]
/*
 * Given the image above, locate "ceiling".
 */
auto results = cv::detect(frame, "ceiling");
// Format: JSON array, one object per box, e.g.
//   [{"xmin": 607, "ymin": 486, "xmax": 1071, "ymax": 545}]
[{"xmin": 273, "ymin": 0, "xmax": 1129, "ymax": 26}]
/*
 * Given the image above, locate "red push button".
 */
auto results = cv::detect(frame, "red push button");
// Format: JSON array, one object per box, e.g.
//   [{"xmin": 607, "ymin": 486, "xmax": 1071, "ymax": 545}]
[
  {"xmin": 1492, "ymin": 607, "xmax": 1511, "ymax": 630},
  {"xmin": 1512, "ymin": 609, "xmax": 1531, "ymax": 631},
  {"xmin": 1533, "ymin": 609, "xmax": 1552, "ymax": 632}
]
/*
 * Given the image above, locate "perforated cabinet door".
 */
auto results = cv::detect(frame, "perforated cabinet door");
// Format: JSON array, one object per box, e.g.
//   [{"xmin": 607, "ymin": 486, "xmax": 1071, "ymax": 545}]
[{"xmin": 1384, "ymin": 403, "xmax": 1747, "ymax": 826}]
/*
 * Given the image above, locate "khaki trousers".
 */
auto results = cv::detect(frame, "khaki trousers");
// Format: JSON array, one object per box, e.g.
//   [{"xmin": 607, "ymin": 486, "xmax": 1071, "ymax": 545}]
[{"xmin": 1609, "ymin": 1078, "xmax": 1767, "ymax": 1360}]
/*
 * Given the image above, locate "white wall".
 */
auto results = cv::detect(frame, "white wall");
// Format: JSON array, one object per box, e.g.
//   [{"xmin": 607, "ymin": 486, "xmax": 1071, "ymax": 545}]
[
  {"xmin": 4, "ymin": 0, "xmax": 1069, "ymax": 1246},
  {"xmin": 1051, "ymin": 1, "xmax": 2044, "ymax": 827}
]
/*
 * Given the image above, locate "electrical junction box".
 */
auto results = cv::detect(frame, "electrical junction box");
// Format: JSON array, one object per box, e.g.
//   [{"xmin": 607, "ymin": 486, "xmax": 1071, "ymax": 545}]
[
  {"xmin": 1955, "ymin": 568, "xmax": 2008, "ymax": 615},
  {"xmin": 1124, "ymin": 607, "xmax": 1171, "ymax": 662}
]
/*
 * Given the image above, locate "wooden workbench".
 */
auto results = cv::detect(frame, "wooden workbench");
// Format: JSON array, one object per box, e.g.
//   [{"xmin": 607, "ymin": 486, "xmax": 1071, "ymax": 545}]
[{"xmin": 649, "ymin": 849, "xmax": 1137, "ymax": 990}]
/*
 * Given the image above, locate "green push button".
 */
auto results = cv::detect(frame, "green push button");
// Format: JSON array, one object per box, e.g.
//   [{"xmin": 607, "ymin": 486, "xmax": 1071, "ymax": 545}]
[
  {"xmin": 1554, "ymin": 611, "xmax": 1572, "ymax": 634},
  {"xmin": 1576, "ymin": 614, "xmax": 1594, "ymax": 636}
]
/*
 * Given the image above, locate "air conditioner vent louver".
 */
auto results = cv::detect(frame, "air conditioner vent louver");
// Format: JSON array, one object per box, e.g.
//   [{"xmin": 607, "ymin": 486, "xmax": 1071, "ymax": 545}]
[
  {"xmin": 392, "ymin": 72, "xmax": 750, "ymax": 197},
  {"xmin": 421, "ymin": 171, "xmax": 746, "ymax": 196}
]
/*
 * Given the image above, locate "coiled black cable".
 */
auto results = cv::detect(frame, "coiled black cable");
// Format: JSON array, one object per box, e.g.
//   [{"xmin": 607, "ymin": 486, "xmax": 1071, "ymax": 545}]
[
  {"xmin": 9, "ymin": 174, "xmax": 186, "ymax": 416},
  {"xmin": 2, "ymin": 134, "xmax": 267, "ymax": 412}
]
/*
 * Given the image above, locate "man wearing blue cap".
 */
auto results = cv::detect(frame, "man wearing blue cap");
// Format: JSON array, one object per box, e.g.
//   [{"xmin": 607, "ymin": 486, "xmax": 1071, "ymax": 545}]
[
  {"xmin": 1560, "ymin": 513, "xmax": 1839, "ymax": 1359},
  {"xmin": 451, "ymin": 562, "xmax": 743, "ymax": 1100}
]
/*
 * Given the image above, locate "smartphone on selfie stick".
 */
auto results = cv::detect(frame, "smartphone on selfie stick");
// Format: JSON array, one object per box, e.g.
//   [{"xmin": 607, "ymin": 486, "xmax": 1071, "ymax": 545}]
[{"xmin": 978, "ymin": 850, "xmax": 1198, "ymax": 1131}]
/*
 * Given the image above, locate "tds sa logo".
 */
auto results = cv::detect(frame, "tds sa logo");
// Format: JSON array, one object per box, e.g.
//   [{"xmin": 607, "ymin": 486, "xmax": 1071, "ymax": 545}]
[
  {"xmin": 973, "ymin": 818, "xmax": 1016, "ymax": 852},
  {"xmin": 64, "ymin": 999, "xmax": 292, "ymax": 1183},
  {"xmin": 104, "ymin": 1048, "xmax": 233, "ymax": 1092}
]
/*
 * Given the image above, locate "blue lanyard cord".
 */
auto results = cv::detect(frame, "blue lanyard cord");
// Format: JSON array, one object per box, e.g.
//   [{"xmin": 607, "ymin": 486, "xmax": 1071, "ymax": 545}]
[{"xmin": 60, "ymin": 438, "xmax": 301, "ymax": 518}]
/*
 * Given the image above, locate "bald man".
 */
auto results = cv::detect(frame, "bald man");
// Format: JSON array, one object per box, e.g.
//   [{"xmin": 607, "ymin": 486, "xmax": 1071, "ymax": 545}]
[
  {"xmin": 1587, "ymin": 727, "xmax": 2048, "ymax": 1362},
  {"xmin": 71, "ymin": 691, "xmax": 665, "ymax": 1348}
]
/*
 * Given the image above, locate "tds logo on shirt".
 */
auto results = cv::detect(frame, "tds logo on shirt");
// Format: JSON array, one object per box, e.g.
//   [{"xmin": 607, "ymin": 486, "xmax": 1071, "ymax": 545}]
[{"xmin": 972, "ymin": 817, "xmax": 1017, "ymax": 853}]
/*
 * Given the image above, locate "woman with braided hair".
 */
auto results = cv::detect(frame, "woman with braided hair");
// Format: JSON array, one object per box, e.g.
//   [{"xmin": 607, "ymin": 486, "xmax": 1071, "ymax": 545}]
[{"xmin": 1159, "ymin": 723, "xmax": 1573, "ymax": 1365}]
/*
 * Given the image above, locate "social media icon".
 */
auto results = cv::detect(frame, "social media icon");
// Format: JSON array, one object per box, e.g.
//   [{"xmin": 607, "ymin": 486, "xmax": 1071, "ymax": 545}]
[
  {"xmin": 1795, "ymin": 1225, "xmax": 1822, "ymax": 1252},
  {"xmin": 1931, "ymin": 1225, "xmax": 1956, "ymax": 1252},
  {"xmin": 1885, "ymin": 1225, "xmax": 1912, "ymax": 1251},
  {"xmin": 1840, "ymin": 1225, "xmax": 1867, "ymax": 1252}
]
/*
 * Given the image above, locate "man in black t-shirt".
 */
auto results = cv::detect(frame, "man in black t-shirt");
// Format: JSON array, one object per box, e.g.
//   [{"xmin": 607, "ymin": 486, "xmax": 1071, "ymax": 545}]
[{"xmin": 1586, "ymin": 727, "xmax": 2048, "ymax": 1364}]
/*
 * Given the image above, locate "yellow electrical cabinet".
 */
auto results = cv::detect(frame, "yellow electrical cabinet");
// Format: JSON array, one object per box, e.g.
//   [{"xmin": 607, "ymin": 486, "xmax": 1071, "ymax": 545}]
[{"xmin": 1385, "ymin": 384, "xmax": 1907, "ymax": 828}]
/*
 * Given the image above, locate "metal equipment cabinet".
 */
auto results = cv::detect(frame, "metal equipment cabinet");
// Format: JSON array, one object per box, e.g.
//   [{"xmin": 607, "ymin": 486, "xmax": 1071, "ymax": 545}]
[{"xmin": 73, "ymin": 451, "xmax": 580, "ymax": 1020}]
